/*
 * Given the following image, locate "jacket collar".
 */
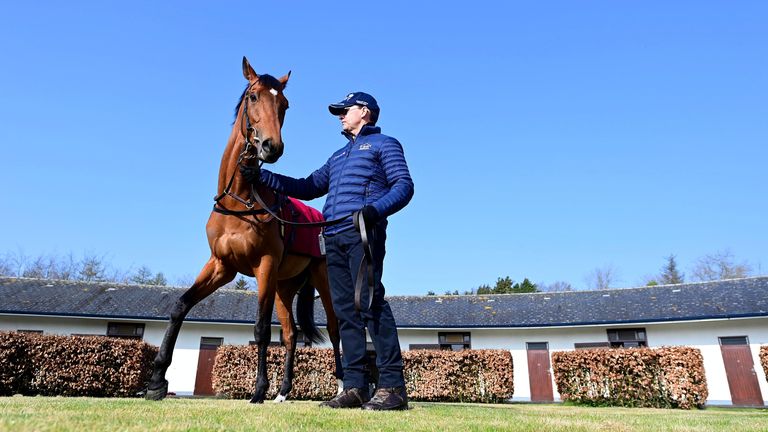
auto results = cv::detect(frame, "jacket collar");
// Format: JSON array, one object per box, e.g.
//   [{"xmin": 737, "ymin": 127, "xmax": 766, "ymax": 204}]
[{"xmin": 342, "ymin": 124, "xmax": 381, "ymax": 142}]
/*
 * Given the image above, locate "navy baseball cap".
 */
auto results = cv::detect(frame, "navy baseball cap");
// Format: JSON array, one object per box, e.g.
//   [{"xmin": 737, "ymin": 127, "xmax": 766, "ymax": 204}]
[{"xmin": 328, "ymin": 92, "xmax": 380, "ymax": 116}]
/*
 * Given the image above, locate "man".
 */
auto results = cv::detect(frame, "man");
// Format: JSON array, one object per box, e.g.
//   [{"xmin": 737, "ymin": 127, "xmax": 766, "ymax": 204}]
[{"xmin": 240, "ymin": 91, "xmax": 414, "ymax": 410}]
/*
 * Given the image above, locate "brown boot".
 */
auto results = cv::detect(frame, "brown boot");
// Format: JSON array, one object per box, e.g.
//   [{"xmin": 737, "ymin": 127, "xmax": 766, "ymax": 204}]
[
  {"xmin": 362, "ymin": 386, "xmax": 409, "ymax": 411},
  {"xmin": 319, "ymin": 387, "xmax": 370, "ymax": 409}
]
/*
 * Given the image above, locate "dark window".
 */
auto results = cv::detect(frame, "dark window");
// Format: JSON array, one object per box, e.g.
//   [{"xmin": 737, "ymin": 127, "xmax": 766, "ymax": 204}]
[
  {"xmin": 17, "ymin": 329, "xmax": 43, "ymax": 334},
  {"xmin": 438, "ymin": 332, "xmax": 471, "ymax": 351},
  {"xmin": 409, "ymin": 344, "xmax": 441, "ymax": 351},
  {"xmin": 719, "ymin": 336, "xmax": 749, "ymax": 346},
  {"xmin": 575, "ymin": 342, "xmax": 610, "ymax": 349},
  {"xmin": 106, "ymin": 322, "xmax": 145, "ymax": 339},
  {"xmin": 200, "ymin": 337, "xmax": 223, "ymax": 347},
  {"xmin": 607, "ymin": 328, "xmax": 647, "ymax": 348},
  {"xmin": 526, "ymin": 342, "xmax": 549, "ymax": 350}
]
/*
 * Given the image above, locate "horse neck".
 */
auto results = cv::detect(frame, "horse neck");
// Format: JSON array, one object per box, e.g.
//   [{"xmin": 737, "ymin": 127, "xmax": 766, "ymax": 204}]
[
  {"xmin": 217, "ymin": 125, "xmax": 247, "ymax": 197},
  {"xmin": 217, "ymin": 115, "xmax": 275, "ymax": 208}
]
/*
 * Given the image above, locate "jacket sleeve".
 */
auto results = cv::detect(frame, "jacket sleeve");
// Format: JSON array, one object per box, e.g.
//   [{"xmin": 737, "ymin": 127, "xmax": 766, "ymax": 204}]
[
  {"xmin": 260, "ymin": 159, "xmax": 330, "ymax": 200},
  {"xmin": 371, "ymin": 137, "xmax": 414, "ymax": 218}
]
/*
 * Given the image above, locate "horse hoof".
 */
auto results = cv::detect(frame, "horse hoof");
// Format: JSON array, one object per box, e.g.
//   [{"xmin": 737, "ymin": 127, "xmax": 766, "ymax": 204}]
[
  {"xmin": 249, "ymin": 396, "xmax": 265, "ymax": 404},
  {"xmin": 273, "ymin": 394, "xmax": 287, "ymax": 403},
  {"xmin": 145, "ymin": 381, "xmax": 168, "ymax": 401}
]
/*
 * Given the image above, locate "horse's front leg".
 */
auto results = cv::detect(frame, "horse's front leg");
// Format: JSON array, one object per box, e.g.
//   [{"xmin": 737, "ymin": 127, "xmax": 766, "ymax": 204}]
[
  {"xmin": 146, "ymin": 257, "xmax": 234, "ymax": 400},
  {"xmin": 273, "ymin": 292, "xmax": 298, "ymax": 402},
  {"xmin": 249, "ymin": 259, "xmax": 278, "ymax": 404}
]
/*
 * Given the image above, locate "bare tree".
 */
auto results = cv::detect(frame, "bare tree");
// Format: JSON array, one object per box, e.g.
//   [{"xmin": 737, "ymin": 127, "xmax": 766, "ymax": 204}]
[
  {"xmin": 55, "ymin": 252, "xmax": 80, "ymax": 280},
  {"xmin": 173, "ymin": 274, "xmax": 196, "ymax": 287},
  {"xmin": 21, "ymin": 255, "xmax": 48, "ymax": 279},
  {"xmin": 0, "ymin": 250, "xmax": 27, "ymax": 276},
  {"xmin": 585, "ymin": 265, "xmax": 618, "ymax": 290},
  {"xmin": 79, "ymin": 253, "xmax": 108, "ymax": 282},
  {"xmin": 690, "ymin": 250, "xmax": 753, "ymax": 281},
  {"xmin": 540, "ymin": 281, "xmax": 574, "ymax": 292},
  {"xmin": 0, "ymin": 253, "xmax": 15, "ymax": 276}
]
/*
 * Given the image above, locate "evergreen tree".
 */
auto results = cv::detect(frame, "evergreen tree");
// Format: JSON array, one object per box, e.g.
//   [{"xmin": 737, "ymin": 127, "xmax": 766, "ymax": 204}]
[
  {"xmin": 493, "ymin": 276, "xmax": 514, "ymax": 294},
  {"xmin": 130, "ymin": 266, "xmax": 154, "ymax": 285},
  {"xmin": 476, "ymin": 284, "xmax": 492, "ymax": 295},
  {"xmin": 659, "ymin": 255, "xmax": 684, "ymax": 284},
  {"xmin": 511, "ymin": 278, "xmax": 539, "ymax": 293},
  {"xmin": 151, "ymin": 272, "xmax": 167, "ymax": 286},
  {"xmin": 233, "ymin": 276, "xmax": 249, "ymax": 290}
]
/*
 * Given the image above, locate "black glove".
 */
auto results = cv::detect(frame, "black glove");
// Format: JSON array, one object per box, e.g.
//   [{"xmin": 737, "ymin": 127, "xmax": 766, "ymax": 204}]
[
  {"xmin": 239, "ymin": 164, "xmax": 260, "ymax": 184},
  {"xmin": 355, "ymin": 205, "xmax": 380, "ymax": 227}
]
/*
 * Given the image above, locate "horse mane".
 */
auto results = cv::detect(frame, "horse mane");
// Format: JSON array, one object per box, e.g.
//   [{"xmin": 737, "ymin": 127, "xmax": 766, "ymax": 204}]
[{"xmin": 233, "ymin": 74, "xmax": 285, "ymax": 123}]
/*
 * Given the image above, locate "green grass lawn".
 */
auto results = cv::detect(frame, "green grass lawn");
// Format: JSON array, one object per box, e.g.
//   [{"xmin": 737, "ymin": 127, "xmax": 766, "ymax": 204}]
[{"xmin": 0, "ymin": 397, "xmax": 765, "ymax": 432}]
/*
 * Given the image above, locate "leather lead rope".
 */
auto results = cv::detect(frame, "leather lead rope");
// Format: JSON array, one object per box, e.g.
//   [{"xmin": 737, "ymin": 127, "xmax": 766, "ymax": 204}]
[{"xmin": 353, "ymin": 211, "xmax": 375, "ymax": 313}]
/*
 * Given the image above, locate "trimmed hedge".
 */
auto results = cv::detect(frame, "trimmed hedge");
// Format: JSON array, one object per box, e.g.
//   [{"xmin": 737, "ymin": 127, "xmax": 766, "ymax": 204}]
[
  {"xmin": 0, "ymin": 332, "xmax": 157, "ymax": 397},
  {"xmin": 213, "ymin": 345, "xmax": 338, "ymax": 400},
  {"xmin": 552, "ymin": 347, "xmax": 707, "ymax": 409},
  {"xmin": 403, "ymin": 349, "xmax": 513, "ymax": 402},
  {"xmin": 0, "ymin": 332, "xmax": 28, "ymax": 395},
  {"xmin": 213, "ymin": 346, "xmax": 514, "ymax": 402},
  {"xmin": 761, "ymin": 346, "xmax": 768, "ymax": 383}
]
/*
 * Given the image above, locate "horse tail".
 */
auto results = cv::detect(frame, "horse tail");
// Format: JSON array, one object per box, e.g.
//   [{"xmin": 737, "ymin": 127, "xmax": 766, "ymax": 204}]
[{"xmin": 296, "ymin": 277, "xmax": 326, "ymax": 345}]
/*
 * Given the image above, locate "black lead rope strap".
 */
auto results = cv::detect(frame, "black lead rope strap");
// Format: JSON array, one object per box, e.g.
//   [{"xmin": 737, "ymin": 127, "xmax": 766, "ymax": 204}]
[{"xmin": 353, "ymin": 211, "xmax": 375, "ymax": 313}]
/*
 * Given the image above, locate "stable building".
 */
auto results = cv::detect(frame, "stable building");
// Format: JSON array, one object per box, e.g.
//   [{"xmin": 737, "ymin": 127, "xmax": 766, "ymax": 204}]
[{"xmin": 1, "ymin": 276, "xmax": 766, "ymax": 406}]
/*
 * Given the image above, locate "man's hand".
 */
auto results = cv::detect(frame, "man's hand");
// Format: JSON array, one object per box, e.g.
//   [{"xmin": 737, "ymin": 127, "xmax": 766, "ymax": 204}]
[
  {"xmin": 355, "ymin": 205, "xmax": 380, "ymax": 227},
  {"xmin": 239, "ymin": 164, "xmax": 260, "ymax": 184}
]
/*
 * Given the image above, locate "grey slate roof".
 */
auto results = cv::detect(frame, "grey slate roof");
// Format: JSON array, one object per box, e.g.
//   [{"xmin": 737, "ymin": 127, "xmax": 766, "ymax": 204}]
[{"xmin": 1, "ymin": 276, "xmax": 767, "ymax": 328}]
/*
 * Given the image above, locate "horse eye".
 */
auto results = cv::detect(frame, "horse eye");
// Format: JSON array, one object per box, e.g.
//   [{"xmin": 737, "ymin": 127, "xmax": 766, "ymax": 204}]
[{"xmin": 249, "ymin": 94, "xmax": 258, "ymax": 102}]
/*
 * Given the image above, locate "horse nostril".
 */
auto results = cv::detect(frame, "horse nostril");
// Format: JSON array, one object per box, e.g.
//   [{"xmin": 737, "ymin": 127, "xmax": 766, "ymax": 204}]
[{"xmin": 261, "ymin": 139, "xmax": 273, "ymax": 155}]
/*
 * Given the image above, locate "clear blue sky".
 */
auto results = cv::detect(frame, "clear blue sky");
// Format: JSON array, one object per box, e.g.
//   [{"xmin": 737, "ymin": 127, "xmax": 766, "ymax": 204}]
[{"xmin": 1, "ymin": 1, "xmax": 766, "ymax": 294}]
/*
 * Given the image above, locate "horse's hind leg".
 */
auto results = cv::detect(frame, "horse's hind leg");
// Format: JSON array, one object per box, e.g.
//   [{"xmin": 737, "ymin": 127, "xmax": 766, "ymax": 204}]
[
  {"xmin": 146, "ymin": 257, "xmax": 235, "ymax": 401},
  {"xmin": 310, "ymin": 258, "xmax": 344, "ymax": 392}
]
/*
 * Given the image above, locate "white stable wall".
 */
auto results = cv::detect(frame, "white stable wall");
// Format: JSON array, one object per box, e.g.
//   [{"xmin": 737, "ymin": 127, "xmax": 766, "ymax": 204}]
[{"xmin": 2, "ymin": 314, "xmax": 766, "ymax": 404}]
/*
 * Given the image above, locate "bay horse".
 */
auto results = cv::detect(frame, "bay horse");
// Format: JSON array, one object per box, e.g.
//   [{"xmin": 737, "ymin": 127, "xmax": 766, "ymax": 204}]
[{"xmin": 145, "ymin": 57, "xmax": 342, "ymax": 403}]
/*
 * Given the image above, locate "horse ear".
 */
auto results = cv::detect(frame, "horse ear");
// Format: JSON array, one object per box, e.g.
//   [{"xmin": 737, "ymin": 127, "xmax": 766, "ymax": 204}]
[
  {"xmin": 242, "ymin": 56, "xmax": 259, "ymax": 81},
  {"xmin": 279, "ymin": 71, "xmax": 291, "ymax": 89}
]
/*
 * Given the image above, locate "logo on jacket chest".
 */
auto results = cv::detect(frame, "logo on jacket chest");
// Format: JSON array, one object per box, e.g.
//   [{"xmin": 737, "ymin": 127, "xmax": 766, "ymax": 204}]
[{"xmin": 358, "ymin": 143, "xmax": 371, "ymax": 150}]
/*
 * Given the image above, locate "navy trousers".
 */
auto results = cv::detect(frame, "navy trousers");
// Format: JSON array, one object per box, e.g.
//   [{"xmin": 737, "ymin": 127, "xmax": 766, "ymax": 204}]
[{"xmin": 325, "ymin": 225, "xmax": 405, "ymax": 389}]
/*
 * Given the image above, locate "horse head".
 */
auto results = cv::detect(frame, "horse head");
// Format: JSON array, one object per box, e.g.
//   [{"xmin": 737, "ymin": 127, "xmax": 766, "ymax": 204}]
[{"xmin": 240, "ymin": 57, "xmax": 290, "ymax": 164}]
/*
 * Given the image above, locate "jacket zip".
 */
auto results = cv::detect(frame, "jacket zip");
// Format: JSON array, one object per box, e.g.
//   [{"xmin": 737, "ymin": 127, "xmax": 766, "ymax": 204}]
[{"xmin": 330, "ymin": 136, "xmax": 357, "ymax": 222}]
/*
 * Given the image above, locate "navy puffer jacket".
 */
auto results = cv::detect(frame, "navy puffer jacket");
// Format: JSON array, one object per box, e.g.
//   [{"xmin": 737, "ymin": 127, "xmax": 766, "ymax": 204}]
[{"xmin": 260, "ymin": 125, "xmax": 414, "ymax": 235}]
